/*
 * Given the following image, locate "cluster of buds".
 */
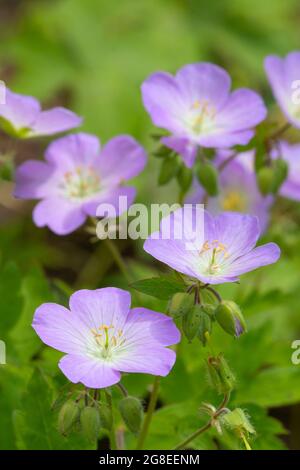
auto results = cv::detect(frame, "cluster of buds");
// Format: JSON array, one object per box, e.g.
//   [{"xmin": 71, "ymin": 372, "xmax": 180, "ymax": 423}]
[{"xmin": 169, "ymin": 286, "xmax": 247, "ymax": 344}]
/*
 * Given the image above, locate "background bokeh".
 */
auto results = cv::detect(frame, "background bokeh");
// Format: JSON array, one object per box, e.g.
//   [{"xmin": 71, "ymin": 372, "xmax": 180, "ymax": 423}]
[{"xmin": 1, "ymin": 0, "xmax": 300, "ymax": 450}]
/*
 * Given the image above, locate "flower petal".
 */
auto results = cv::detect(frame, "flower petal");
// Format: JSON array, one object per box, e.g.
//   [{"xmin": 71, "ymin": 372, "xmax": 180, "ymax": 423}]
[
  {"xmin": 33, "ymin": 197, "xmax": 86, "ymax": 235},
  {"xmin": 69, "ymin": 287, "xmax": 131, "ymax": 331},
  {"xmin": 45, "ymin": 132, "xmax": 100, "ymax": 170},
  {"xmin": 141, "ymin": 72, "xmax": 186, "ymax": 134},
  {"xmin": 161, "ymin": 136, "xmax": 197, "ymax": 168},
  {"xmin": 30, "ymin": 107, "xmax": 82, "ymax": 136},
  {"xmin": 124, "ymin": 307, "xmax": 181, "ymax": 347},
  {"xmin": 224, "ymin": 242, "xmax": 281, "ymax": 277},
  {"xmin": 14, "ymin": 160, "xmax": 55, "ymax": 199},
  {"xmin": 113, "ymin": 346, "xmax": 176, "ymax": 377},
  {"xmin": 85, "ymin": 186, "xmax": 136, "ymax": 217},
  {"xmin": 0, "ymin": 89, "xmax": 40, "ymax": 130},
  {"xmin": 214, "ymin": 212, "xmax": 261, "ymax": 257},
  {"xmin": 176, "ymin": 63, "xmax": 231, "ymax": 109},
  {"xmin": 59, "ymin": 354, "xmax": 121, "ymax": 388},
  {"xmin": 32, "ymin": 303, "xmax": 89, "ymax": 355},
  {"xmin": 98, "ymin": 135, "xmax": 146, "ymax": 184}
]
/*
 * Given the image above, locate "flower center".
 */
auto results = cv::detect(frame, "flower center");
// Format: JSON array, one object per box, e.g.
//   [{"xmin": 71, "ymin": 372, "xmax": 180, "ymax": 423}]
[
  {"xmin": 90, "ymin": 324, "xmax": 126, "ymax": 360},
  {"xmin": 186, "ymin": 99, "xmax": 217, "ymax": 135},
  {"xmin": 199, "ymin": 239, "xmax": 229, "ymax": 275},
  {"xmin": 221, "ymin": 190, "xmax": 247, "ymax": 212},
  {"xmin": 60, "ymin": 166, "xmax": 100, "ymax": 200}
]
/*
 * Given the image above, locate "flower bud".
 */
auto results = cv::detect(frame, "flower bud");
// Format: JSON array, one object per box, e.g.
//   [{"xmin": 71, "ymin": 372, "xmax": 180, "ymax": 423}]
[
  {"xmin": 257, "ymin": 166, "xmax": 274, "ymax": 195},
  {"xmin": 158, "ymin": 155, "xmax": 179, "ymax": 185},
  {"xmin": 98, "ymin": 403, "xmax": 112, "ymax": 431},
  {"xmin": 80, "ymin": 406, "xmax": 101, "ymax": 442},
  {"xmin": 182, "ymin": 304, "xmax": 203, "ymax": 341},
  {"xmin": 118, "ymin": 396, "xmax": 144, "ymax": 434},
  {"xmin": 196, "ymin": 162, "xmax": 219, "ymax": 196},
  {"xmin": 272, "ymin": 158, "xmax": 288, "ymax": 193},
  {"xmin": 206, "ymin": 354, "xmax": 235, "ymax": 394},
  {"xmin": 197, "ymin": 311, "xmax": 212, "ymax": 346},
  {"xmin": 221, "ymin": 408, "xmax": 255, "ymax": 436},
  {"xmin": 177, "ymin": 165, "xmax": 193, "ymax": 192},
  {"xmin": 58, "ymin": 400, "xmax": 80, "ymax": 436},
  {"xmin": 215, "ymin": 300, "xmax": 246, "ymax": 337},
  {"xmin": 168, "ymin": 292, "xmax": 194, "ymax": 318}
]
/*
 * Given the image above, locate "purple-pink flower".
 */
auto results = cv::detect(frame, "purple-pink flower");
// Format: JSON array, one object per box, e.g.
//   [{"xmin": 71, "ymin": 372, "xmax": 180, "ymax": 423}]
[
  {"xmin": 272, "ymin": 140, "xmax": 300, "ymax": 201},
  {"xmin": 14, "ymin": 132, "xmax": 147, "ymax": 235},
  {"xmin": 32, "ymin": 287, "xmax": 180, "ymax": 388},
  {"xmin": 265, "ymin": 52, "xmax": 300, "ymax": 129},
  {"xmin": 142, "ymin": 63, "xmax": 267, "ymax": 167},
  {"xmin": 144, "ymin": 208, "xmax": 280, "ymax": 285},
  {"xmin": 186, "ymin": 151, "xmax": 273, "ymax": 232},
  {"xmin": 0, "ymin": 88, "xmax": 82, "ymax": 138}
]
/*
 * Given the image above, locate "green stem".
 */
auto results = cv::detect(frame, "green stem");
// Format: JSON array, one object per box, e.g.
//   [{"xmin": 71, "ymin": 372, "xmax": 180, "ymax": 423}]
[
  {"xmin": 173, "ymin": 392, "xmax": 230, "ymax": 450},
  {"xmin": 104, "ymin": 238, "xmax": 132, "ymax": 284},
  {"xmin": 136, "ymin": 376, "xmax": 160, "ymax": 450},
  {"xmin": 105, "ymin": 389, "xmax": 117, "ymax": 450},
  {"xmin": 117, "ymin": 382, "xmax": 128, "ymax": 397},
  {"xmin": 268, "ymin": 122, "xmax": 290, "ymax": 142}
]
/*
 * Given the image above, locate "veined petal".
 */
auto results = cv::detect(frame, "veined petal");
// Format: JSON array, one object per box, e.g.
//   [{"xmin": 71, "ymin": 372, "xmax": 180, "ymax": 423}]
[
  {"xmin": 32, "ymin": 303, "xmax": 90, "ymax": 355},
  {"xmin": 30, "ymin": 107, "xmax": 82, "ymax": 136},
  {"xmin": 224, "ymin": 242, "xmax": 281, "ymax": 277},
  {"xmin": 113, "ymin": 346, "xmax": 176, "ymax": 377},
  {"xmin": 14, "ymin": 160, "xmax": 56, "ymax": 199},
  {"xmin": 33, "ymin": 197, "xmax": 86, "ymax": 235},
  {"xmin": 59, "ymin": 354, "xmax": 121, "ymax": 388},
  {"xmin": 69, "ymin": 288, "xmax": 131, "ymax": 332}
]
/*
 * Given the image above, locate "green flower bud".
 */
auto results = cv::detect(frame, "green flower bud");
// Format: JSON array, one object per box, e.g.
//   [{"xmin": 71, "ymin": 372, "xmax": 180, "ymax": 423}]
[
  {"xmin": 272, "ymin": 158, "xmax": 288, "ymax": 193},
  {"xmin": 158, "ymin": 155, "xmax": 179, "ymax": 185},
  {"xmin": 177, "ymin": 165, "xmax": 193, "ymax": 192},
  {"xmin": 98, "ymin": 403, "xmax": 112, "ymax": 431},
  {"xmin": 257, "ymin": 166, "xmax": 274, "ymax": 195},
  {"xmin": 168, "ymin": 292, "xmax": 194, "ymax": 318},
  {"xmin": 215, "ymin": 300, "xmax": 246, "ymax": 337},
  {"xmin": 118, "ymin": 396, "xmax": 144, "ymax": 434},
  {"xmin": 221, "ymin": 408, "xmax": 255, "ymax": 436},
  {"xmin": 58, "ymin": 400, "xmax": 80, "ymax": 436},
  {"xmin": 80, "ymin": 406, "xmax": 101, "ymax": 442},
  {"xmin": 182, "ymin": 304, "xmax": 203, "ymax": 341},
  {"xmin": 196, "ymin": 162, "xmax": 219, "ymax": 196},
  {"xmin": 206, "ymin": 354, "xmax": 236, "ymax": 394},
  {"xmin": 197, "ymin": 311, "xmax": 212, "ymax": 346}
]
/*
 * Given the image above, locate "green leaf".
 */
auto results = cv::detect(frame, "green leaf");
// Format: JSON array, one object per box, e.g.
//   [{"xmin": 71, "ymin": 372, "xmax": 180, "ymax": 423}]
[
  {"xmin": 131, "ymin": 275, "xmax": 186, "ymax": 300},
  {"xmin": 158, "ymin": 156, "xmax": 179, "ymax": 185}
]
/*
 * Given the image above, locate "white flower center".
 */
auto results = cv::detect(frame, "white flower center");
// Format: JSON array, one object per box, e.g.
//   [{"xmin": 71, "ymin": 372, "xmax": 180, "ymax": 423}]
[
  {"xmin": 185, "ymin": 99, "xmax": 217, "ymax": 135},
  {"xmin": 59, "ymin": 166, "xmax": 100, "ymax": 200},
  {"xmin": 89, "ymin": 324, "xmax": 126, "ymax": 360},
  {"xmin": 199, "ymin": 239, "xmax": 229, "ymax": 275}
]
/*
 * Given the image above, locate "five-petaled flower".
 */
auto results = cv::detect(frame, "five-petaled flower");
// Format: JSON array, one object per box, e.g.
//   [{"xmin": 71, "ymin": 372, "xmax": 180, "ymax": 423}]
[
  {"xmin": 14, "ymin": 132, "xmax": 147, "ymax": 235},
  {"xmin": 142, "ymin": 63, "xmax": 267, "ymax": 167},
  {"xmin": 186, "ymin": 151, "xmax": 273, "ymax": 233},
  {"xmin": 32, "ymin": 288, "xmax": 180, "ymax": 388},
  {"xmin": 265, "ymin": 51, "xmax": 300, "ymax": 129},
  {"xmin": 144, "ymin": 208, "xmax": 280, "ymax": 285},
  {"xmin": 0, "ymin": 87, "xmax": 82, "ymax": 138}
]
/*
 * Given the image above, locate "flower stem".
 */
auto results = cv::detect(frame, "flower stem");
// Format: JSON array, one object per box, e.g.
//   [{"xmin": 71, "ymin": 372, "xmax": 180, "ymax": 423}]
[
  {"xmin": 105, "ymin": 389, "xmax": 117, "ymax": 450},
  {"xmin": 173, "ymin": 392, "xmax": 230, "ymax": 450},
  {"xmin": 204, "ymin": 285, "xmax": 222, "ymax": 303},
  {"xmin": 117, "ymin": 382, "xmax": 128, "ymax": 397},
  {"xmin": 104, "ymin": 238, "xmax": 133, "ymax": 284},
  {"xmin": 268, "ymin": 122, "xmax": 290, "ymax": 142},
  {"xmin": 136, "ymin": 376, "xmax": 160, "ymax": 450}
]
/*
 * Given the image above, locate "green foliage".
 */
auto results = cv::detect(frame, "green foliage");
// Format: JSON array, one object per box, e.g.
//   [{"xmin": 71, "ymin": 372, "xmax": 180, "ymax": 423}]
[{"xmin": 131, "ymin": 274, "xmax": 186, "ymax": 300}]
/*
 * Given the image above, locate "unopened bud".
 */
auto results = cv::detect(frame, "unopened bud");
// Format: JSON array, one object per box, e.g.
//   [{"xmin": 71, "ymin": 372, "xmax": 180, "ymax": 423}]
[
  {"xmin": 196, "ymin": 162, "xmax": 219, "ymax": 196},
  {"xmin": 215, "ymin": 300, "xmax": 246, "ymax": 337},
  {"xmin": 98, "ymin": 403, "xmax": 112, "ymax": 431},
  {"xmin": 80, "ymin": 406, "xmax": 101, "ymax": 442},
  {"xmin": 257, "ymin": 166, "xmax": 274, "ymax": 195},
  {"xmin": 182, "ymin": 304, "xmax": 203, "ymax": 341},
  {"xmin": 197, "ymin": 311, "xmax": 212, "ymax": 346},
  {"xmin": 206, "ymin": 354, "xmax": 235, "ymax": 394},
  {"xmin": 272, "ymin": 159, "xmax": 288, "ymax": 193},
  {"xmin": 221, "ymin": 408, "xmax": 255, "ymax": 436},
  {"xmin": 168, "ymin": 292, "xmax": 194, "ymax": 318},
  {"xmin": 58, "ymin": 400, "xmax": 80, "ymax": 436},
  {"xmin": 118, "ymin": 396, "xmax": 143, "ymax": 434}
]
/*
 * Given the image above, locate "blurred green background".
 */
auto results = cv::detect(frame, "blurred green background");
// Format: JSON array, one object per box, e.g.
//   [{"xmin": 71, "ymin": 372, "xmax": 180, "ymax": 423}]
[{"xmin": 1, "ymin": 0, "xmax": 300, "ymax": 450}]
